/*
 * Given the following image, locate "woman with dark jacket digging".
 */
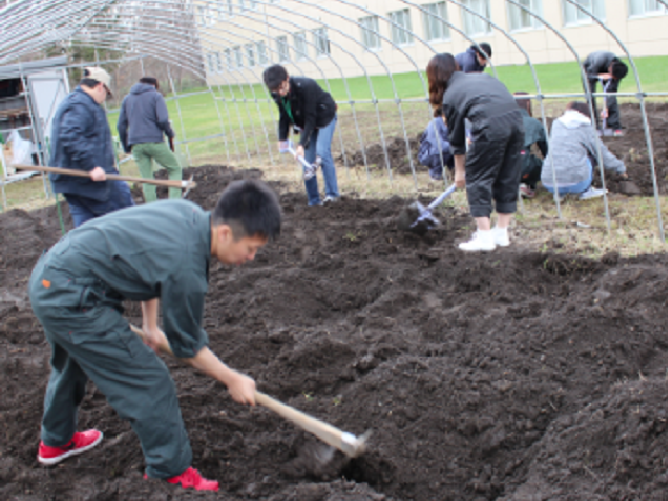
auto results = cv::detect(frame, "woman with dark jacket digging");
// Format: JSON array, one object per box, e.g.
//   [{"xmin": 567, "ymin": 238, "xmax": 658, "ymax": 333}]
[
  {"xmin": 427, "ymin": 53, "xmax": 524, "ymax": 252},
  {"xmin": 513, "ymin": 93, "xmax": 548, "ymax": 198},
  {"xmin": 264, "ymin": 65, "xmax": 339, "ymax": 206}
]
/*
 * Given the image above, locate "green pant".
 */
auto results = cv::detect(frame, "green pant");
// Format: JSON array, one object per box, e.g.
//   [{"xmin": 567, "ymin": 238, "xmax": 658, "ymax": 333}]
[
  {"xmin": 28, "ymin": 256, "xmax": 192, "ymax": 479},
  {"xmin": 132, "ymin": 142, "xmax": 182, "ymax": 202}
]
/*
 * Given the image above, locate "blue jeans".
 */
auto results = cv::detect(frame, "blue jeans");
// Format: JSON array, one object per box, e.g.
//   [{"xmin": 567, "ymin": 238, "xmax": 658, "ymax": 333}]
[
  {"xmin": 65, "ymin": 181, "xmax": 134, "ymax": 228},
  {"xmin": 303, "ymin": 115, "xmax": 339, "ymax": 205},
  {"xmin": 545, "ymin": 159, "xmax": 593, "ymax": 196}
]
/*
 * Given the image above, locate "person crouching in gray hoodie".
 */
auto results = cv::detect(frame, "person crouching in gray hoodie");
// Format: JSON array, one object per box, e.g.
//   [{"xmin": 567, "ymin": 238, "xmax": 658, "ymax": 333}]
[
  {"xmin": 541, "ymin": 101, "xmax": 626, "ymax": 200},
  {"xmin": 118, "ymin": 78, "xmax": 182, "ymax": 202}
]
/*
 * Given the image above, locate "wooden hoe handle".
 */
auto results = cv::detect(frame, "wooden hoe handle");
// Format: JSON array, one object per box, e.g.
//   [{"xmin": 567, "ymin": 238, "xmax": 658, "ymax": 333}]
[
  {"xmin": 13, "ymin": 164, "xmax": 195, "ymax": 190},
  {"xmin": 128, "ymin": 324, "xmax": 364, "ymax": 457}
]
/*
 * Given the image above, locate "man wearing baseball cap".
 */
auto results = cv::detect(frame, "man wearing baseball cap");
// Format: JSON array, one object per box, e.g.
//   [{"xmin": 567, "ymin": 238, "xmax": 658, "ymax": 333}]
[{"xmin": 49, "ymin": 67, "xmax": 134, "ymax": 227}]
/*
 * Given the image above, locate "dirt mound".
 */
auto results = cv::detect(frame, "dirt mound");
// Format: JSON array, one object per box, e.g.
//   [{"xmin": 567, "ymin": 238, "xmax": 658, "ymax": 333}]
[
  {"xmin": 4, "ymin": 164, "xmax": 668, "ymax": 500},
  {"xmin": 341, "ymin": 135, "xmax": 421, "ymax": 175}
]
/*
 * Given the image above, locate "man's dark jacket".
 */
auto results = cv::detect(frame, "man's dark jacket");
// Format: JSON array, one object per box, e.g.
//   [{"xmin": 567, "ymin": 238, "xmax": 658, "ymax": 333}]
[
  {"xmin": 117, "ymin": 83, "xmax": 175, "ymax": 153},
  {"xmin": 455, "ymin": 47, "xmax": 486, "ymax": 73},
  {"xmin": 272, "ymin": 77, "xmax": 336, "ymax": 148},
  {"xmin": 583, "ymin": 51, "xmax": 618, "ymax": 78},
  {"xmin": 49, "ymin": 86, "xmax": 115, "ymax": 201},
  {"xmin": 442, "ymin": 71, "xmax": 523, "ymax": 155}
]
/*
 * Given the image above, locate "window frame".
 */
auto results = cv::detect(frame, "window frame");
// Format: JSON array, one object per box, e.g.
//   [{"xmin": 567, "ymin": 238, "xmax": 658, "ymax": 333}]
[
  {"xmin": 507, "ymin": 0, "xmax": 544, "ymax": 32},
  {"xmin": 460, "ymin": 0, "xmax": 492, "ymax": 36},
  {"xmin": 233, "ymin": 45, "xmax": 244, "ymax": 68},
  {"xmin": 359, "ymin": 15, "xmax": 382, "ymax": 51},
  {"xmin": 313, "ymin": 27, "xmax": 331, "ymax": 57},
  {"xmin": 628, "ymin": 0, "xmax": 668, "ymax": 17},
  {"xmin": 293, "ymin": 31, "xmax": 309, "ymax": 61},
  {"xmin": 276, "ymin": 35, "xmax": 290, "ymax": 62},
  {"xmin": 422, "ymin": 1, "xmax": 450, "ymax": 42},
  {"xmin": 245, "ymin": 43, "xmax": 255, "ymax": 67},
  {"xmin": 256, "ymin": 40, "xmax": 269, "ymax": 66},
  {"xmin": 388, "ymin": 8, "xmax": 414, "ymax": 46},
  {"xmin": 562, "ymin": 0, "xmax": 606, "ymax": 26}
]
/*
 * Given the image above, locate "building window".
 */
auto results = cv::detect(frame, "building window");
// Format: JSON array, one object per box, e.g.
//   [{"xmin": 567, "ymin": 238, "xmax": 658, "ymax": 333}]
[
  {"xmin": 294, "ymin": 31, "xmax": 308, "ymax": 60},
  {"xmin": 234, "ymin": 46, "xmax": 243, "ymax": 68},
  {"xmin": 276, "ymin": 35, "xmax": 290, "ymax": 62},
  {"xmin": 422, "ymin": 2, "xmax": 450, "ymax": 41},
  {"xmin": 245, "ymin": 44, "xmax": 255, "ymax": 67},
  {"xmin": 313, "ymin": 27, "xmax": 331, "ymax": 56},
  {"xmin": 207, "ymin": 52, "xmax": 215, "ymax": 73},
  {"xmin": 237, "ymin": 0, "xmax": 257, "ymax": 13},
  {"xmin": 256, "ymin": 40, "xmax": 269, "ymax": 65},
  {"xmin": 219, "ymin": 0, "xmax": 234, "ymax": 18},
  {"xmin": 461, "ymin": 0, "xmax": 491, "ymax": 36},
  {"xmin": 507, "ymin": 0, "xmax": 543, "ymax": 31},
  {"xmin": 389, "ymin": 9, "xmax": 414, "ymax": 46},
  {"xmin": 359, "ymin": 15, "xmax": 381, "ymax": 50},
  {"xmin": 225, "ymin": 48, "xmax": 233, "ymax": 69},
  {"xmin": 563, "ymin": 0, "xmax": 606, "ymax": 25},
  {"xmin": 196, "ymin": 5, "xmax": 206, "ymax": 27},
  {"xmin": 629, "ymin": 0, "xmax": 667, "ymax": 16},
  {"xmin": 215, "ymin": 51, "xmax": 222, "ymax": 72}
]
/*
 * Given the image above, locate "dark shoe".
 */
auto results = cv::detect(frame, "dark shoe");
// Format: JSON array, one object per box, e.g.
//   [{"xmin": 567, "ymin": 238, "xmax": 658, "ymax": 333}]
[
  {"xmin": 520, "ymin": 183, "xmax": 535, "ymax": 199},
  {"xmin": 38, "ymin": 429, "xmax": 104, "ymax": 465}
]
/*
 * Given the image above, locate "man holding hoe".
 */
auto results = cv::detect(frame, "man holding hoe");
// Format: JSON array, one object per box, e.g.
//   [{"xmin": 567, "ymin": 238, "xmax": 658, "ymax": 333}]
[{"xmin": 30, "ymin": 179, "xmax": 281, "ymax": 492}]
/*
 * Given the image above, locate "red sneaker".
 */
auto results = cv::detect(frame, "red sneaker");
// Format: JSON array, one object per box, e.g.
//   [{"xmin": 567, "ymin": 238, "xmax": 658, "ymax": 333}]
[
  {"xmin": 145, "ymin": 466, "xmax": 219, "ymax": 492},
  {"xmin": 38, "ymin": 429, "xmax": 103, "ymax": 465}
]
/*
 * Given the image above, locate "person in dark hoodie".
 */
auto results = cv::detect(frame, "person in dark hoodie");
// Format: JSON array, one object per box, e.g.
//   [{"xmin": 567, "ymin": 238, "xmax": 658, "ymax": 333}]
[
  {"xmin": 263, "ymin": 64, "xmax": 339, "ymax": 206},
  {"xmin": 427, "ymin": 53, "xmax": 524, "ymax": 252},
  {"xmin": 418, "ymin": 109, "xmax": 454, "ymax": 181},
  {"xmin": 513, "ymin": 93, "xmax": 548, "ymax": 198},
  {"xmin": 455, "ymin": 43, "xmax": 492, "ymax": 73},
  {"xmin": 50, "ymin": 67, "xmax": 134, "ymax": 228},
  {"xmin": 118, "ymin": 77, "xmax": 182, "ymax": 202},
  {"xmin": 583, "ymin": 51, "xmax": 628, "ymax": 135}
]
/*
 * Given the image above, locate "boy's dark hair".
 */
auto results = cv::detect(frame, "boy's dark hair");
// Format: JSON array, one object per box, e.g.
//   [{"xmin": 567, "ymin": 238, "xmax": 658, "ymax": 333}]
[
  {"xmin": 140, "ymin": 77, "xmax": 159, "ymax": 88},
  {"xmin": 263, "ymin": 65, "xmax": 289, "ymax": 91},
  {"xmin": 212, "ymin": 179, "xmax": 281, "ymax": 241},
  {"xmin": 611, "ymin": 60, "xmax": 628, "ymax": 80},
  {"xmin": 513, "ymin": 92, "xmax": 532, "ymax": 117},
  {"xmin": 472, "ymin": 43, "xmax": 492, "ymax": 59},
  {"xmin": 567, "ymin": 101, "xmax": 591, "ymax": 119}
]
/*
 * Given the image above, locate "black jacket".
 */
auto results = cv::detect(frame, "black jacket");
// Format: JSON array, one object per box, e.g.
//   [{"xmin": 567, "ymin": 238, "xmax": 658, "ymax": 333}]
[
  {"xmin": 272, "ymin": 77, "xmax": 337, "ymax": 148},
  {"xmin": 49, "ymin": 86, "xmax": 116, "ymax": 201},
  {"xmin": 442, "ymin": 72, "xmax": 522, "ymax": 155},
  {"xmin": 583, "ymin": 51, "xmax": 618, "ymax": 79}
]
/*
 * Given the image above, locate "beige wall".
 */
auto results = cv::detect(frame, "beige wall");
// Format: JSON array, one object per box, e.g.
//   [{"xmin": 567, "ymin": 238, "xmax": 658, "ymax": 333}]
[{"xmin": 197, "ymin": 0, "xmax": 668, "ymax": 85}]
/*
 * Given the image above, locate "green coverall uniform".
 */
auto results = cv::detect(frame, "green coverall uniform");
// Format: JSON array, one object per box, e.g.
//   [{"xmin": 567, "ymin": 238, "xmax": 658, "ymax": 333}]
[{"xmin": 28, "ymin": 199, "xmax": 211, "ymax": 478}]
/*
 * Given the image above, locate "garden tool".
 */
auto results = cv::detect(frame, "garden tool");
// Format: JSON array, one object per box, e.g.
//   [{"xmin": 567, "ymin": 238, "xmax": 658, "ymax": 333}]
[
  {"xmin": 279, "ymin": 141, "xmax": 317, "ymax": 180},
  {"xmin": 397, "ymin": 183, "xmax": 457, "ymax": 234},
  {"xmin": 13, "ymin": 164, "xmax": 197, "ymax": 194},
  {"xmin": 129, "ymin": 324, "xmax": 369, "ymax": 459}
]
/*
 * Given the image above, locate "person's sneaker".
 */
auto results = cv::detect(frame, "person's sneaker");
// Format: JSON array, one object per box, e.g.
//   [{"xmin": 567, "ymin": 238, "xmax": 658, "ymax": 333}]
[
  {"xmin": 520, "ymin": 183, "xmax": 535, "ymax": 199},
  {"xmin": 492, "ymin": 226, "xmax": 510, "ymax": 247},
  {"xmin": 148, "ymin": 467, "xmax": 219, "ymax": 491},
  {"xmin": 580, "ymin": 187, "xmax": 608, "ymax": 200},
  {"xmin": 613, "ymin": 129, "xmax": 625, "ymax": 137},
  {"xmin": 38, "ymin": 429, "xmax": 104, "ymax": 465},
  {"xmin": 458, "ymin": 230, "xmax": 496, "ymax": 252},
  {"xmin": 322, "ymin": 195, "xmax": 339, "ymax": 203}
]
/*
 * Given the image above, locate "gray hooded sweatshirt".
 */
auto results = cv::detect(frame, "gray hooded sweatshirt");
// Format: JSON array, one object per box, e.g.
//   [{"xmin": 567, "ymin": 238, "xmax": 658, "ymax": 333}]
[
  {"xmin": 541, "ymin": 110, "xmax": 625, "ymax": 188},
  {"xmin": 117, "ymin": 83, "xmax": 174, "ymax": 153}
]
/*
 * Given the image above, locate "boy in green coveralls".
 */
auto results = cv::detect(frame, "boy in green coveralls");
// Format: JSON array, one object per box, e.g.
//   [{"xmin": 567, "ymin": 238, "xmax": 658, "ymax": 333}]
[{"xmin": 29, "ymin": 179, "xmax": 281, "ymax": 492}]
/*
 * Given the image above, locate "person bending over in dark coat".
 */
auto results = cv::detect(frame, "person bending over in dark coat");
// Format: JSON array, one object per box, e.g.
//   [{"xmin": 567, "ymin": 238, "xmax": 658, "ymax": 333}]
[
  {"xmin": 513, "ymin": 93, "xmax": 548, "ymax": 198},
  {"xmin": 583, "ymin": 50, "xmax": 628, "ymax": 134},
  {"xmin": 49, "ymin": 67, "xmax": 133, "ymax": 227},
  {"xmin": 455, "ymin": 43, "xmax": 492, "ymax": 73},
  {"xmin": 31, "ymin": 179, "xmax": 281, "ymax": 492},
  {"xmin": 264, "ymin": 64, "xmax": 339, "ymax": 206},
  {"xmin": 418, "ymin": 109, "xmax": 454, "ymax": 181},
  {"xmin": 427, "ymin": 53, "xmax": 524, "ymax": 252}
]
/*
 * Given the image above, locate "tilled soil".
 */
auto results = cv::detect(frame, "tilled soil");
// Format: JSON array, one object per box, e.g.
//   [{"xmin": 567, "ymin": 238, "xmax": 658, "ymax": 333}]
[{"xmin": 3, "ymin": 160, "xmax": 668, "ymax": 500}]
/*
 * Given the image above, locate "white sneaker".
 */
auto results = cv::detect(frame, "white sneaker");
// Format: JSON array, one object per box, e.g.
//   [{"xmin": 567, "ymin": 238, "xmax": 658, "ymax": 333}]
[
  {"xmin": 580, "ymin": 187, "xmax": 607, "ymax": 200},
  {"xmin": 458, "ymin": 230, "xmax": 496, "ymax": 252},
  {"xmin": 493, "ymin": 226, "xmax": 510, "ymax": 247}
]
